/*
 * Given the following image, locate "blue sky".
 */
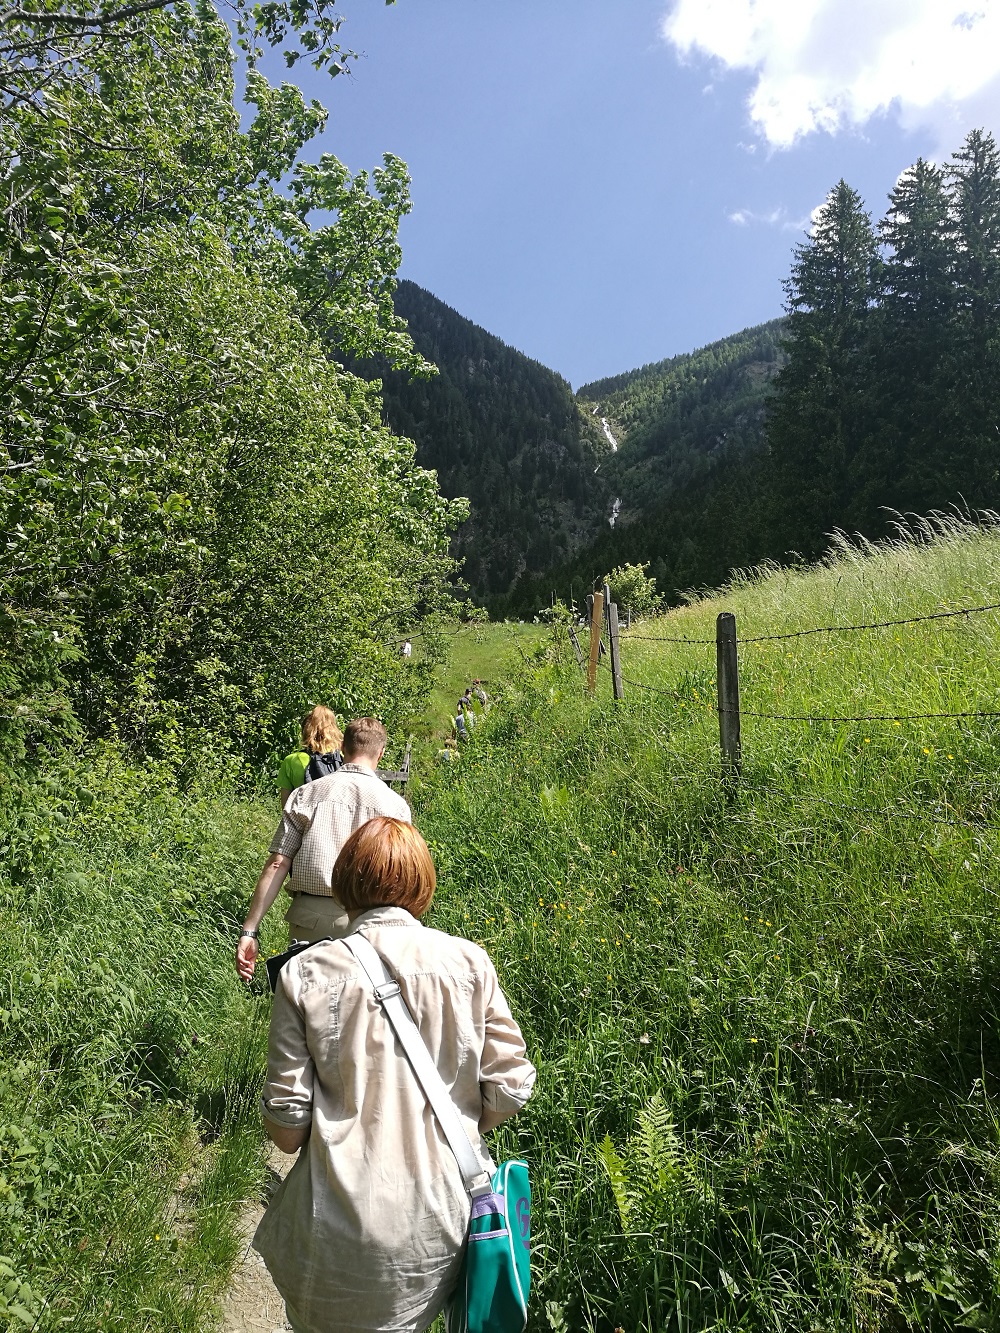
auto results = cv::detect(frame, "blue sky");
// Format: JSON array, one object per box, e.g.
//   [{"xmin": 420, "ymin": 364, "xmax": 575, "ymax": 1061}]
[{"xmin": 280, "ymin": 1, "xmax": 1000, "ymax": 388}]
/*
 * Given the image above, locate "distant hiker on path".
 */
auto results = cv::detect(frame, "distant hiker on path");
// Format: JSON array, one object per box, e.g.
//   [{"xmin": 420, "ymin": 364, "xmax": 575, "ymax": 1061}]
[
  {"xmin": 452, "ymin": 702, "xmax": 468, "ymax": 743},
  {"xmin": 253, "ymin": 816, "xmax": 536, "ymax": 1333},
  {"xmin": 277, "ymin": 705, "xmax": 344, "ymax": 811},
  {"xmin": 400, "ymin": 638, "xmax": 412, "ymax": 659},
  {"xmin": 472, "ymin": 678, "xmax": 488, "ymax": 710},
  {"xmin": 438, "ymin": 736, "xmax": 460, "ymax": 765},
  {"xmin": 237, "ymin": 718, "xmax": 410, "ymax": 981}
]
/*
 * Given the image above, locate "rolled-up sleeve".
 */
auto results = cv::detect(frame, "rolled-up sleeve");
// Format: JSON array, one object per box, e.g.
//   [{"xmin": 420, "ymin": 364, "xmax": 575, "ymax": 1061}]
[
  {"xmin": 479, "ymin": 962, "xmax": 536, "ymax": 1128},
  {"xmin": 268, "ymin": 805, "xmax": 306, "ymax": 861},
  {"xmin": 261, "ymin": 970, "xmax": 315, "ymax": 1130}
]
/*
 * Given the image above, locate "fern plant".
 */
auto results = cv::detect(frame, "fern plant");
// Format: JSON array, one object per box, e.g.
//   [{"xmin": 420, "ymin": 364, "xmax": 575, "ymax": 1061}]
[{"xmin": 597, "ymin": 1094, "xmax": 714, "ymax": 1236}]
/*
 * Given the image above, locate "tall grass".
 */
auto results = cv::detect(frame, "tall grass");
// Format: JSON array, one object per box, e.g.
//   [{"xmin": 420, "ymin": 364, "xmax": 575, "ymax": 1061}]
[
  {"xmin": 7, "ymin": 515, "xmax": 1000, "ymax": 1331},
  {"xmin": 413, "ymin": 515, "xmax": 1000, "ymax": 1332},
  {"xmin": 0, "ymin": 746, "xmax": 285, "ymax": 1332},
  {"xmin": 407, "ymin": 621, "xmax": 550, "ymax": 744}
]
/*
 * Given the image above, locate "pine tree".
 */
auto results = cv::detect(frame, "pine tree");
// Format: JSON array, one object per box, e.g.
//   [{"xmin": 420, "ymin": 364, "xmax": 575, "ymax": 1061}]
[
  {"xmin": 874, "ymin": 158, "xmax": 955, "ymax": 510},
  {"xmin": 767, "ymin": 181, "xmax": 880, "ymax": 554},
  {"xmin": 948, "ymin": 129, "xmax": 1000, "ymax": 501}
]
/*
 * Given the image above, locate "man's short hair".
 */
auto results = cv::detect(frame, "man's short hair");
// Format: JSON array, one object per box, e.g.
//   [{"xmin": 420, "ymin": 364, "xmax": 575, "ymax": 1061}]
[
  {"xmin": 331, "ymin": 816, "xmax": 435, "ymax": 917},
  {"xmin": 342, "ymin": 716, "xmax": 387, "ymax": 761}
]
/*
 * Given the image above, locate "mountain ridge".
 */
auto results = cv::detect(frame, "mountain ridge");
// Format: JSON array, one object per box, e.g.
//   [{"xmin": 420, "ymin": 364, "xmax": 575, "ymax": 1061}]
[
  {"xmin": 349, "ymin": 280, "xmax": 787, "ymax": 609},
  {"xmin": 352, "ymin": 280, "xmax": 612, "ymax": 601}
]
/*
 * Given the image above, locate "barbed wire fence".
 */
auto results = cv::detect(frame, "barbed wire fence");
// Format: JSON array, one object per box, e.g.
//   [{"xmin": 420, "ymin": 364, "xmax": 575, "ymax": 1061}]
[{"xmin": 570, "ymin": 594, "xmax": 1000, "ymax": 830}]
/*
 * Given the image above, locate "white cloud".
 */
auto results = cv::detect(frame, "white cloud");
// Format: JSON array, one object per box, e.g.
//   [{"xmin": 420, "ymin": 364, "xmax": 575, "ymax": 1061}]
[
  {"xmin": 726, "ymin": 205, "xmax": 813, "ymax": 231},
  {"xmin": 663, "ymin": 0, "xmax": 1000, "ymax": 148}
]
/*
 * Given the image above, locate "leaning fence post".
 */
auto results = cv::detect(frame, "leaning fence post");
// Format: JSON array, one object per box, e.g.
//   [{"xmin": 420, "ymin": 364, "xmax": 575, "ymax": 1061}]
[
  {"xmin": 567, "ymin": 625, "xmax": 585, "ymax": 669},
  {"xmin": 588, "ymin": 591, "xmax": 604, "ymax": 694},
  {"xmin": 608, "ymin": 600, "xmax": 624, "ymax": 701},
  {"xmin": 716, "ymin": 611, "xmax": 741, "ymax": 775}
]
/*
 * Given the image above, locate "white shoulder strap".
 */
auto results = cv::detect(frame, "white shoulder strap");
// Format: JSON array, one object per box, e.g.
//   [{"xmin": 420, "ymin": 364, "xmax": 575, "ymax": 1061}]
[{"xmin": 343, "ymin": 933, "xmax": 493, "ymax": 1199}]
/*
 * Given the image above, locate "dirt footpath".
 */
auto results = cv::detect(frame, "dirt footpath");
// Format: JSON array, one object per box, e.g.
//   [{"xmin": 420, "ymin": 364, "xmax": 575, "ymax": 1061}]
[{"xmin": 221, "ymin": 1148, "xmax": 293, "ymax": 1333}]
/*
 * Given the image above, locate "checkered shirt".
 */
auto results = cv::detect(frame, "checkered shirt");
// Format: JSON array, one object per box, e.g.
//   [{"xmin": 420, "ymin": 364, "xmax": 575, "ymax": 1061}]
[{"xmin": 269, "ymin": 763, "xmax": 412, "ymax": 898}]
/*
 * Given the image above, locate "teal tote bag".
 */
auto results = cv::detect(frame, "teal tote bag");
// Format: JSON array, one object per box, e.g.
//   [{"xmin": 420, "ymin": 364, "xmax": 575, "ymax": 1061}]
[
  {"xmin": 445, "ymin": 1157, "xmax": 530, "ymax": 1333},
  {"xmin": 342, "ymin": 936, "xmax": 530, "ymax": 1333}
]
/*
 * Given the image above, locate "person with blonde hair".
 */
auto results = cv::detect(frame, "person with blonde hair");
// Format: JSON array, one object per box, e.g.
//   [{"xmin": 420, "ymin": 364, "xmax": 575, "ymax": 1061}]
[
  {"xmin": 277, "ymin": 705, "xmax": 345, "ymax": 810},
  {"xmin": 254, "ymin": 816, "xmax": 535, "ymax": 1333},
  {"xmin": 237, "ymin": 718, "xmax": 411, "ymax": 980}
]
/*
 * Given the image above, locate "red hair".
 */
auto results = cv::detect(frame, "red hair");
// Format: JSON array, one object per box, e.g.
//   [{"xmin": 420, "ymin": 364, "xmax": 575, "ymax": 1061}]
[{"xmin": 331, "ymin": 817, "xmax": 436, "ymax": 917}]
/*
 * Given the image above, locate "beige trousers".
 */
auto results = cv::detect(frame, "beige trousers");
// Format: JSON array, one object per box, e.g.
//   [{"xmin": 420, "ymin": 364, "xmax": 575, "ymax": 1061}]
[{"xmin": 284, "ymin": 892, "xmax": 350, "ymax": 944}]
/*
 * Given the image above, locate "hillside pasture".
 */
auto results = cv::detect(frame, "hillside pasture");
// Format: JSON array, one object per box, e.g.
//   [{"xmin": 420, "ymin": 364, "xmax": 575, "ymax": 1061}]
[
  {"xmin": 407, "ymin": 620, "xmax": 549, "ymax": 742},
  {"xmin": 6, "ymin": 519, "xmax": 1000, "ymax": 1331},
  {"xmin": 416, "ymin": 516, "xmax": 1000, "ymax": 1331}
]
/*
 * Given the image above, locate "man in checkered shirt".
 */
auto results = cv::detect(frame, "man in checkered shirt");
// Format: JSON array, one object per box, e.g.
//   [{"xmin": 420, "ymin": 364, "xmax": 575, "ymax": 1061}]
[{"xmin": 236, "ymin": 717, "xmax": 411, "ymax": 981}]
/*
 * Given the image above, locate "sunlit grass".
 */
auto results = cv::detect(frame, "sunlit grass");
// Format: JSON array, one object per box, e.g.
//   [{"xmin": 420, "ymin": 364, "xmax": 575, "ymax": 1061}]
[
  {"xmin": 8, "ymin": 516, "xmax": 1000, "ymax": 1331},
  {"xmin": 0, "ymin": 749, "xmax": 282, "ymax": 1332},
  {"xmin": 408, "ymin": 620, "xmax": 549, "ymax": 744},
  {"xmin": 415, "ymin": 515, "xmax": 1000, "ymax": 1331}
]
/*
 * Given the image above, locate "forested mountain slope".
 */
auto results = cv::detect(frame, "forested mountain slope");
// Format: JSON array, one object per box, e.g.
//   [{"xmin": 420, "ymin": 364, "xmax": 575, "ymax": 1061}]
[
  {"xmin": 516, "ymin": 130, "xmax": 1000, "ymax": 614},
  {"xmin": 505, "ymin": 321, "xmax": 784, "ymax": 609},
  {"xmin": 353, "ymin": 281, "xmax": 610, "ymax": 600},
  {"xmin": 578, "ymin": 319, "xmax": 784, "ymax": 526}
]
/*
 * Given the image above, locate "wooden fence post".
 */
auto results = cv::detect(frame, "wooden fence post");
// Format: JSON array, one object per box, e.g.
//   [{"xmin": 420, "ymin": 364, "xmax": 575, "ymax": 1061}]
[
  {"xmin": 716, "ymin": 611, "xmax": 741, "ymax": 775},
  {"xmin": 588, "ymin": 591, "xmax": 604, "ymax": 694},
  {"xmin": 608, "ymin": 601, "xmax": 624, "ymax": 700},
  {"xmin": 377, "ymin": 737, "xmax": 413, "ymax": 790},
  {"xmin": 567, "ymin": 625, "xmax": 585, "ymax": 668},
  {"xmin": 586, "ymin": 594, "xmax": 594, "ymax": 627}
]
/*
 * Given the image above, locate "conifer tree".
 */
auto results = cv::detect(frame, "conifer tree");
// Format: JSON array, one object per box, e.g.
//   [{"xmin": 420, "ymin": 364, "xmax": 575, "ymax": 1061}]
[
  {"xmin": 875, "ymin": 158, "xmax": 955, "ymax": 509},
  {"xmin": 947, "ymin": 129, "xmax": 1000, "ymax": 500},
  {"xmin": 768, "ymin": 181, "xmax": 880, "ymax": 554}
]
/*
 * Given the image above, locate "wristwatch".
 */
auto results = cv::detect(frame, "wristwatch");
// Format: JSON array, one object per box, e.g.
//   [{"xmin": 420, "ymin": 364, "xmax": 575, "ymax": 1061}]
[{"xmin": 239, "ymin": 927, "xmax": 259, "ymax": 939}]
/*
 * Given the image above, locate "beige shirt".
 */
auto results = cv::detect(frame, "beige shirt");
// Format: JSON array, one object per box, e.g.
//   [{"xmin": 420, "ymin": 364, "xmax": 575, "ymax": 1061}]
[
  {"xmin": 269, "ymin": 763, "xmax": 411, "ymax": 899},
  {"xmin": 253, "ymin": 906, "xmax": 536, "ymax": 1333}
]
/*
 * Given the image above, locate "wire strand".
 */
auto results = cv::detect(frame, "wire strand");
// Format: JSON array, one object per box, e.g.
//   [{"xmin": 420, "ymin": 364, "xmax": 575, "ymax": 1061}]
[
  {"xmin": 625, "ymin": 599, "xmax": 1000, "ymax": 646},
  {"xmin": 736, "ymin": 707, "xmax": 1000, "ymax": 723}
]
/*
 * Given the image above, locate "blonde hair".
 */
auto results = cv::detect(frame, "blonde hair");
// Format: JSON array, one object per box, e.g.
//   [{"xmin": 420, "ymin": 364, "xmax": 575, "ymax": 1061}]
[
  {"xmin": 331, "ymin": 817, "xmax": 436, "ymax": 917},
  {"xmin": 300, "ymin": 705, "xmax": 343, "ymax": 755}
]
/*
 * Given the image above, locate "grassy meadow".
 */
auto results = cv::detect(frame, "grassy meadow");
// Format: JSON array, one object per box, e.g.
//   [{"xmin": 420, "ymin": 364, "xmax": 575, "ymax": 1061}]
[
  {"xmin": 406, "ymin": 620, "xmax": 549, "ymax": 743},
  {"xmin": 5, "ymin": 516, "xmax": 1000, "ymax": 1330},
  {"xmin": 0, "ymin": 752, "xmax": 287, "ymax": 1331},
  {"xmin": 415, "ymin": 516, "xmax": 1000, "ymax": 1332}
]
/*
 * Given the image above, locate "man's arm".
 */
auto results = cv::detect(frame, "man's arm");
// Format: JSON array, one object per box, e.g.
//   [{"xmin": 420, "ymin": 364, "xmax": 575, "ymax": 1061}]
[{"xmin": 236, "ymin": 852, "xmax": 292, "ymax": 981}]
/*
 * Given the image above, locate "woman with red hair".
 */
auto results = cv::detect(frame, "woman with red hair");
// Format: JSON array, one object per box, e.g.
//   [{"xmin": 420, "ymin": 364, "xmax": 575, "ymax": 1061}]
[{"xmin": 253, "ymin": 816, "xmax": 536, "ymax": 1333}]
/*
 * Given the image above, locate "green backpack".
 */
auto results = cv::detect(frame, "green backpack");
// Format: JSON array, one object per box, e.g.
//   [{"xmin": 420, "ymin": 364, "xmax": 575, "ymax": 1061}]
[{"xmin": 342, "ymin": 936, "xmax": 530, "ymax": 1333}]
